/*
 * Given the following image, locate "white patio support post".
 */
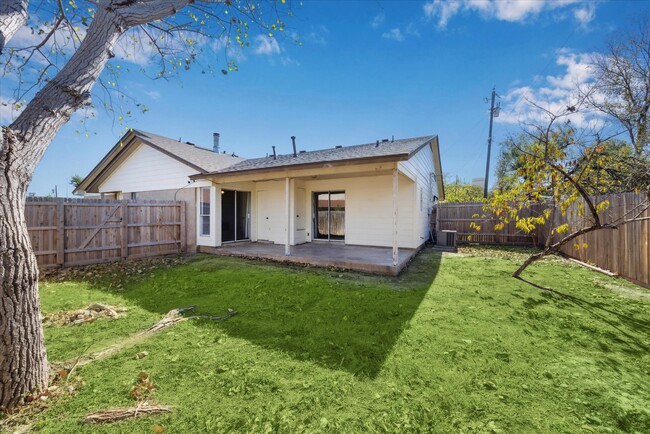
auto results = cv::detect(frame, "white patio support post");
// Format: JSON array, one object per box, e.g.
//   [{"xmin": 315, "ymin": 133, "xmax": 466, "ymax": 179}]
[
  {"xmin": 392, "ymin": 167, "xmax": 399, "ymax": 266},
  {"xmin": 285, "ymin": 177, "xmax": 291, "ymax": 256}
]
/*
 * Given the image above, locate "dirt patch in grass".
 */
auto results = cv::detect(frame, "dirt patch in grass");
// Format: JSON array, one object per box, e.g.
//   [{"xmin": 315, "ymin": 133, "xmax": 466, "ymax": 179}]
[
  {"xmin": 456, "ymin": 244, "xmax": 570, "ymax": 264},
  {"xmin": 591, "ymin": 276, "xmax": 650, "ymax": 300},
  {"xmin": 41, "ymin": 255, "xmax": 190, "ymax": 290}
]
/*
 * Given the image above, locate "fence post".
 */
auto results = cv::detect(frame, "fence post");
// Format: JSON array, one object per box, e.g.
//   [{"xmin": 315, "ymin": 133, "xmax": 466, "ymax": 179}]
[
  {"xmin": 179, "ymin": 201, "xmax": 186, "ymax": 253},
  {"xmin": 56, "ymin": 201, "xmax": 65, "ymax": 266},
  {"xmin": 121, "ymin": 200, "xmax": 128, "ymax": 259}
]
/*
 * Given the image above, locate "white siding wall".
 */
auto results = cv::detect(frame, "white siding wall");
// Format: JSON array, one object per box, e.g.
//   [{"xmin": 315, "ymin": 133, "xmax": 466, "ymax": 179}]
[
  {"xmin": 398, "ymin": 144, "xmax": 437, "ymax": 245},
  {"xmin": 250, "ymin": 174, "xmax": 418, "ymax": 248},
  {"xmin": 98, "ymin": 144, "xmax": 197, "ymax": 193}
]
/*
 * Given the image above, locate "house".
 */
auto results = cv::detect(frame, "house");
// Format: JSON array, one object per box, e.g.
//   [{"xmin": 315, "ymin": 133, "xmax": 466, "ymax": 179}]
[
  {"xmin": 75, "ymin": 129, "xmax": 445, "ymax": 267},
  {"xmin": 73, "ymin": 129, "xmax": 242, "ymax": 251}
]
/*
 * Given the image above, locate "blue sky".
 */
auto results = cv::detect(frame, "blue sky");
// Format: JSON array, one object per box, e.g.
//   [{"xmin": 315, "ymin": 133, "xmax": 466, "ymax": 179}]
[{"xmin": 3, "ymin": 0, "xmax": 648, "ymax": 196}]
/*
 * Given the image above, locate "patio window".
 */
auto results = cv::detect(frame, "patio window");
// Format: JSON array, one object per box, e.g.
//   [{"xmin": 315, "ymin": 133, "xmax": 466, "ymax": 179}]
[
  {"xmin": 200, "ymin": 187, "xmax": 210, "ymax": 236},
  {"xmin": 314, "ymin": 191, "xmax": 345, "ymax": 241}
]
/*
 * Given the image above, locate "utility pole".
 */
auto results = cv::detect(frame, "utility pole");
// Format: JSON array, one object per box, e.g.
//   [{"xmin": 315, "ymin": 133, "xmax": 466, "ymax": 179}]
[{"xmin": 484, "ymin": 87, "xmax": 499, "ymax": 199}]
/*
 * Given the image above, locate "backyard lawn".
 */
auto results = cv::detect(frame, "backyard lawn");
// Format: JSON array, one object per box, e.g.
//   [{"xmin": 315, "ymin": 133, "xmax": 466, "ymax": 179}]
[{"xmin": 3, "ymin": 247, "xmax": 649, "ymax": 433}]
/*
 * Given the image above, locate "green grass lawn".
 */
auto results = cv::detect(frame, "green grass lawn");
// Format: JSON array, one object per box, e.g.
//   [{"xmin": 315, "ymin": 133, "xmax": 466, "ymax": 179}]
[{"xmin": 8, "ymin": 247, "xmax": 650, "ymax": 433}]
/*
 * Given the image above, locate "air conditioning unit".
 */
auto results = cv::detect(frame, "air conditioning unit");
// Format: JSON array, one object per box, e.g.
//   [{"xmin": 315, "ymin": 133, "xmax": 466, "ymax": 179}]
[{"xmin": 435, "ymin": 230, "xmax": 457, "ymax": 252}]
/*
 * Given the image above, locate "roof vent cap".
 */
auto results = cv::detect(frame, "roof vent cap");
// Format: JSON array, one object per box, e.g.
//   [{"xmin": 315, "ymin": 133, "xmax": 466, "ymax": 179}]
[
  {"xmin": 299, "ymin": 150, "xmax": 306, "ymax": 154},
  {"xmin": 382, "ymin": 139, "xmax": 389, "ymax": 143},
  {"xmin": 335, "ymin": 145, "xmax": 343, "ymax": 149}
]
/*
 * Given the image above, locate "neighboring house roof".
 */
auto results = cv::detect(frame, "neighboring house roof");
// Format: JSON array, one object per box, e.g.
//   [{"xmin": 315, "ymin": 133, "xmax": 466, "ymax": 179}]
[
  {"xmin": 74, "ymin": 129, "xmax": 242, "ymax": 194},
  {"xmin": 195, "ymin": 135, "xmax": 438, "ymax": 177}
]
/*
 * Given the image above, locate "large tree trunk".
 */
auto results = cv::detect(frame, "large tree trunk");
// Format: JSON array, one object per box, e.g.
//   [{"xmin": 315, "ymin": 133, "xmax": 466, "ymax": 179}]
[
  {"xmin": 0, "ymin": 0, "xmax": 197, "ymax": 412},
  {"xmin": 0, "ymin": 131, "xmax": 47, "ymax": 411},
  {"xmin": 0, "ymin": 4, "xmax": 124, "ymax": 412}
]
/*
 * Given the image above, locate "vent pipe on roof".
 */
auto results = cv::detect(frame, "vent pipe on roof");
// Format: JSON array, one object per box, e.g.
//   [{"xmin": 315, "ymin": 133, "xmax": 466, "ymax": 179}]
[
  {"xmin": 291, "ymin": 136, "xmax": 297, "ymax": 157},
  {"xmin": 213, "ymin": 133, "xmax": 220, "ymax": 153},
  {"xmin": 375, "ymin": 140, "xmax": 379, "ymax": 147},
  {"xmin": 391, "ymin": 135, "xmax": 394, "ymax": 143},
  {"xmin": 272, "ymin": 145, "xmax": 277, "ymax": 160}
]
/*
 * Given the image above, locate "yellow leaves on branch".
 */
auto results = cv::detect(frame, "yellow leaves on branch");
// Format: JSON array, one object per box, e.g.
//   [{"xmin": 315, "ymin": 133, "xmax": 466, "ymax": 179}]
[
  {"xmin": 596, "ymin": 200, "xmax": 610, "ymax": 214},
  {"xmin": 554, "ymin": 223, "xmax": 569, "ymax": 235},
  {"xmin": 515, "ymin": 215, "xmax": 546, "ymax": 234}
]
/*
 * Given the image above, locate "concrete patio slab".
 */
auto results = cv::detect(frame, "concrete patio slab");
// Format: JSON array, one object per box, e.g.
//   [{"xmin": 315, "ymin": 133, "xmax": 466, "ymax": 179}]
[{"xmin": 198, "ymin": 242, "xmax": 421, "ymax": 275}]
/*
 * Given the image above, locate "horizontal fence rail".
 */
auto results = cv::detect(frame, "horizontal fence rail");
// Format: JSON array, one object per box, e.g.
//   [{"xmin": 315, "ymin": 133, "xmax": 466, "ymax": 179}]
[
  {"xmin": 25, "ymin": 197, "xmax": 186, "ymax": 268},
  {"xmin": 435, "ymin": 192, "xmax": 649, "ymax": 288},
  {"xmin": 435, "ymin": 202, "xmax": 541, "ymax": 246}
]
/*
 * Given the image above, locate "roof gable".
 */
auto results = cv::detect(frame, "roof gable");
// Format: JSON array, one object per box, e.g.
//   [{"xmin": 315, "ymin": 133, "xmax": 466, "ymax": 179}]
[{"xmin": 75, "ymin": 130, "xmax": 241, "ymax": 193}]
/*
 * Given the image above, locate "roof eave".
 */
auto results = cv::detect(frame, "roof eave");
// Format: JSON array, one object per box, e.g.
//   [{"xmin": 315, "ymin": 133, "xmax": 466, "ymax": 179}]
[
  {"xmin": 430, "ymin": 136, "xmax": 445, "ymax": 201},
  {"xmin": 190, "ymin": 153, "xmax": 413, "ymax": 181}
]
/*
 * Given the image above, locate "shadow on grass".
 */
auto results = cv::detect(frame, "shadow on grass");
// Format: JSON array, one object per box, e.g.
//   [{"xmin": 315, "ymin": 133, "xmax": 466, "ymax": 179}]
[
  {"xmin": 92, "ymin": 250, "xmax": 442, "ymax": 378},
  {"xmin": 517, "ymin": 277, "xmax": 650, "ymax": 354}
]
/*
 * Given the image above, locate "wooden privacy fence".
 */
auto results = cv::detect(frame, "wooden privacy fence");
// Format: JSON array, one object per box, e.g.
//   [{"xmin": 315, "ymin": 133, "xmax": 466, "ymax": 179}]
[
  {"xmin": 537, "ymin": 192, "xmax": 649, "ymax": 288},
  {"xmin": 435, "ymin": 191, "xmax": 650, "ymax": 288},
  {"xmin": 435, "ymin": 202, "xmax": 541, "ymax": 245},
  {"xmin": 25, "ymin": 197, "xmax": 186, "ymax": 268}
]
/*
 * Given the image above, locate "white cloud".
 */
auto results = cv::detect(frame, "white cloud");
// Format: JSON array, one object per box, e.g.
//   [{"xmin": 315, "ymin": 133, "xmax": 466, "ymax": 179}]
[
  {"xmin": 405, "ymin": 22, "xmax": 421, "ymax": 37},
  {"xmin": 424, "ymin": 0, "xmax": 462, "ymax": 28},
  {"xmin": 280, "ymin": 56, "xmax": 300, "ymax": 67},
  {"xmin": 574, "ymin": 3, "xmax": 596, "ymax": 28},
  {"xmin": 254, "ymin": 35, "xmax": 281, "ymax": 56},
  {"xmin": 293, "ymin": 25, "xmax": 329, "ymax": 47},
  {"xmin": 211, "ymin": 35, "xmax": 247, "ymax": 62},
  {"xmin": 423, "ymin": 0, "xmax": 595, "ymax": 29},
  {"xmin": 145, "ymin": 90, "xmax": 161, "ymax": 100},
  {"xmin": 113, "ymin": 29, "xmax": 157, "ymax": 66},
  {"xmin": 497, "ymin": 51, "xmax": 605, "ymax": 129},
  {"xmin": 382, "ymin": 28, "xmax": 405, "ymax": 42},
  {"xmin": 370, "ymin": 13, "xmax": 385, "ymax": 29}
]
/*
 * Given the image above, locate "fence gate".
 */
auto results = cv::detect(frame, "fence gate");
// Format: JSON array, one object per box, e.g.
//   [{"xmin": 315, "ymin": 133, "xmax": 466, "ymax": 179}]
[{"xmin": 26, "ymin": 198, "xmax": 186, "ymax": 268}]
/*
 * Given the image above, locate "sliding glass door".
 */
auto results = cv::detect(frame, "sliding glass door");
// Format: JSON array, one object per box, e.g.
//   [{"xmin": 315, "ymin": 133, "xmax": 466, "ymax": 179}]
[
  {"xmin": 221, "ymin": 190, "xmax": 251, "ymax": 242},
  {"xmin": 314, "ymin": 191, "xmax": 345, "ymax": 241}
]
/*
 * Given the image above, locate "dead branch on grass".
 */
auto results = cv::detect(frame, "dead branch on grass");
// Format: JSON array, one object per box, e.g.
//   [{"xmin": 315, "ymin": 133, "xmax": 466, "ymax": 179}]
[
  {"xmin": 59, "ymin": 306, "xmax": 238, "ymax": 371},
  {"xmin": 42, "ymin": 303, "xmax": 127, "ymax": 327},
  {"xmin": 84, "ymin": 403, "xmax": 173, "ymax": 424}
]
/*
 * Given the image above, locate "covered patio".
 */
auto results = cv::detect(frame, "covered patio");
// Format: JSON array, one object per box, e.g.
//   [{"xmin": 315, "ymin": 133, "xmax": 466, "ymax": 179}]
[{"xmin": 198, "ymin": 242, "xmax": 421, "ymax": 276}]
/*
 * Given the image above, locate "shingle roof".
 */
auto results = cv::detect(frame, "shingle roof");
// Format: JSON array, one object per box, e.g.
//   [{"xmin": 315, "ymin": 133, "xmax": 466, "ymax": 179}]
[
  {"xmin": 212, "ymin": 135, "xmax": 436, "ymax": 175},
  {"xmin": 133, "ymin": 130, "xmax": 242, "ymax": 173}
]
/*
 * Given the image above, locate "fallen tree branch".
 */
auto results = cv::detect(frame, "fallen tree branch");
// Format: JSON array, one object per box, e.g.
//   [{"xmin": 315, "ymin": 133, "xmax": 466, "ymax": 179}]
[
  {"xmin": 59, "ymin": 306, "xmax": 238, "ymax": 369},
  {"xmin": 84, "ymin": 403, "xmax": 173, "ymax": 424},
  {"xmin": 43, "ymin": 303, "xmax": 127, "ymax": 327}
]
